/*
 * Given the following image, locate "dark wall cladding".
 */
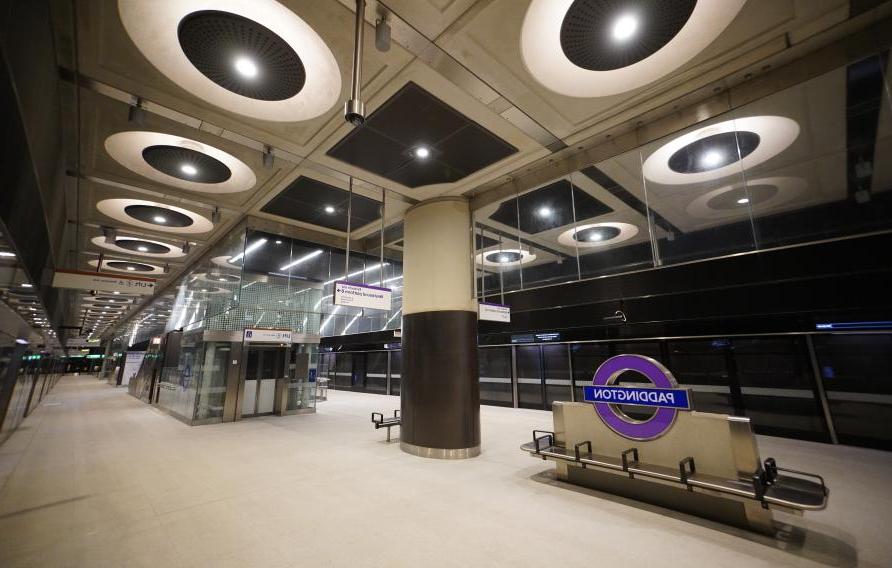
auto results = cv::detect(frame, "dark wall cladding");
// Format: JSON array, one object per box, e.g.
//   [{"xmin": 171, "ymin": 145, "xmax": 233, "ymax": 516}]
[{"xmin": 0, "ymin": 0, "xmax": 73, "ymax": 333}]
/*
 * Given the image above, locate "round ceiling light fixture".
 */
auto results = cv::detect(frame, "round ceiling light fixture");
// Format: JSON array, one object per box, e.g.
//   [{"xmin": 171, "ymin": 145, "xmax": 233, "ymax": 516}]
[
  {"xmin": 642, "ymin": 116, "xmax": 800, "ymax": 185},
  {"xmin": 89, "ymin": 259, "xmax": 165, "ymax": 275},
  {"xmin": 475, "ymin": 248, "xmax": 537, "ymax": 268},
  {"xmin": 118, "ymin": 0, "xmax": 341, "ymax": 121},
  {"xmin": 558, "ymin": 222, "xmax": 639, "ymax": 248},
  {"xmin": 521, "ymin": 0, "xmax": 745, "ymax": 97},
  {"xmin": 97, "ymin": 198, "xmax": 214, "ymax": 234},
  {"xmin": 91, "ymin": 236, "xmax": 185, "ymax": 258},
  {"xmin": 105, "ymin": 132, "xmax": 254, "ymax": 193},
  {"xmin": 686, "ymin": 177, "xmax": 807, "ymax": 219}
]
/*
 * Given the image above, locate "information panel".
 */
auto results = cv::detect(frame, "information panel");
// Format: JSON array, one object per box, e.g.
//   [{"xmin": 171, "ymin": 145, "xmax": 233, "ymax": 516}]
[
  {"xmin": 479, "ymin": 302, "xmax": 510, "ymax": 322},
  {"xmin": 333, "ymin": 281, "xmax": 392, "ymax": 311},
  {"xmin": 52, "ymin": 269, "xmax": 156, "ymax": 295},
  {"xmin": 243, "ymin": 328, "xmax": 293, "ymax": 344},
  {"xmin": 583, "ymin": 385, "xmax": 691, "ymax": 410}
]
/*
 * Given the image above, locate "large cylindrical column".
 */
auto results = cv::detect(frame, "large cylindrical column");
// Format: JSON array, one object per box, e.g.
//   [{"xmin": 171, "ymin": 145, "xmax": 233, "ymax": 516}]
[{"xmin": 401, "ymin": 197, "xmax": 479, "ymax": 458}]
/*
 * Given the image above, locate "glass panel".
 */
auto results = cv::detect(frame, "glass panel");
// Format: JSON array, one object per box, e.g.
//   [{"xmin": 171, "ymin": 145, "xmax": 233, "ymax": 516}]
[
  {"xmin": 814, "ymin": 334, "xmax": 892, "ymax": 450},
  {"xmin": 389, "ymin": 350, "xmax": 401, "ymax": 395},
  {"xmin": 542, "ymin": 344, "xmax": 571, "ymax": 409},
  {"xmin": 333, "ymin": 353, "xmax": 353, "ymax": 389},
  {"xmin": 194, "ymin": 341, "xmax": 229, "ymax": 421},
  {"xmin": 666, "ymin": 338, "xmax": 736, "ymax": 415},
  {"xmin": 478, "ymin": 347, "xmax": 513, "ymax": 407},
  {"xmin": 733, "ymin": 337, "xmax": 829, "ymax": 442},
  {"xmin": 570, "ymin": 343, "xmax": 611, "ymax": 401},
  {"xmin": 516, "ymin": 345, "xmax": 543, "ymax": 409},
  {"xmin": 365, "ymin": 351, "xmax": 388, "ymax": 394}
]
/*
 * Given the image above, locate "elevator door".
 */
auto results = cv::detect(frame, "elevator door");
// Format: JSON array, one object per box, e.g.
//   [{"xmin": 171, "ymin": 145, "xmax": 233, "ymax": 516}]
[{"xmin": 241, "ymin": 347, "xmax": 286, "ymax": 417}]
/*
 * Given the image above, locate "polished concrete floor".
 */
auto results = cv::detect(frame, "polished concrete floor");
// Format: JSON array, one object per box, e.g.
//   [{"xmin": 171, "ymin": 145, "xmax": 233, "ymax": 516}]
[{"xmin": 0, "ymin": 376, "xmax": 890, "ymax": 567}]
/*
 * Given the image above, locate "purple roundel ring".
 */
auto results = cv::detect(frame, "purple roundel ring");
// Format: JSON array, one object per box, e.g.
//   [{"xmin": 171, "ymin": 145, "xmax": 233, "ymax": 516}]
[{"xmin": 591, "ymin": 354, "xmax": 680, "ymax": 441}]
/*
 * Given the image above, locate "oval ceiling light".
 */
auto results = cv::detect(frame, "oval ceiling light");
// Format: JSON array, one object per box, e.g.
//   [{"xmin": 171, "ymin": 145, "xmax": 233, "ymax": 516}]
[
  {"xmin": 105, "ymin": 132, "xmax": 255, "ymax": 193},
  {"xmin": 642, "ymin": 116, "xmax": 800, "ymax": 185},
  {"xmin": 91, "ymin": 236, "xmax": 186, "ymax": 259},
  {"xmin": 474, "ymin": 248, "xmax": 537, "ymax": 268},
  {"xmin": 686, "ymin": 177, "xmax": 807, "ymax": 219},
  {"xmin": 521, "ymin": 0, "xmax": 746, "ymax": 97},
  {"xmin": 558, "ymin": 222, "xmax": 639, "ymax": 248},
  {"xmin": 89, "ymin": 259, "xmax": 165, "ymax": 275},
  {"xmin": 97, "ymin": 198, "xmax": 214, "ymax": 234},
  {"xmin": 118, "ymin": 0, "xmax": 341, "ymax": 122}
]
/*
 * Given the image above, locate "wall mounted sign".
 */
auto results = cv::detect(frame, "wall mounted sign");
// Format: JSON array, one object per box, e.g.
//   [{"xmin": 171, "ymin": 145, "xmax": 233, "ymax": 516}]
[
  {"xmin": 511, "ymin": 332, "xmax": 562, "ymax": 344},
  {"xmin": 52, "ymin": 269, "xmax": 156, "ymax": 295},
  {"xmin": 243, "ymin": 328, "xmax": 293, "ymax": 344},
  {"xmin": 583, "ymin": 354, "xmax": 692, "ymax": 441},
  {"xmin": 479, "ymin": 302, "xmax": 510, "ymax": 322},
  {"xmin": 333, "ymin": 281, "xmax": 392, "ymax": 311}
]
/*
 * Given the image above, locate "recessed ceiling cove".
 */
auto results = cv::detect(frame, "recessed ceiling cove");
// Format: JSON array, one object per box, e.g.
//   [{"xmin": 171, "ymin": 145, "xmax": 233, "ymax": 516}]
[
  {"xmin": 521, "ymin": 0, "xmax": 745, "ymax": 97},
  {"xmin": 90, "ymin": 236, "xmax": 186, "ymax": 258},
  {"xmin": 642, "ymin": 116, "xmax": 800, "ymax": 185},
  {"xmin": 118, "ymin": 0, "xmax": 341, "ymax": 121},
  {"xmin": 89, "ymin": 259, "xmax": 165, "ymax": 275},
  {"xmin": 105, "ymin": 132, "xmax": 255, "ymax": 193},
  {"xmin": 475, "ymin": 248, "xmax": 537, "ymax": 267},
  {"xmin": 327, "ymin": 82, "xmax": 518, "ymax": 188},
  {"xmin": 97, "ymin": 198, "xmax": 214, "ymax": 234},
  {"xmin": 686, "ymin": 177, "xmax": 807, "ymax": 219},
  {"xmin": 558, "ymin": 222, "xmax": 639, "ymax": 248}
]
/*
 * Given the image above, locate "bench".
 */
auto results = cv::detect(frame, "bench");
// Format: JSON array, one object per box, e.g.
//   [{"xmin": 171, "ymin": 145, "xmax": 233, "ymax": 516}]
[
  {"xmin": 521, "ymin": 402, "xmax": 829, "ymax": 534},
  {"xmin": 371, "ymin": 410, "xmax": 401, "ymax": 442},
  {"xmin": 521, "ymin": 431, "xmax": 827, "ymax": 513}
]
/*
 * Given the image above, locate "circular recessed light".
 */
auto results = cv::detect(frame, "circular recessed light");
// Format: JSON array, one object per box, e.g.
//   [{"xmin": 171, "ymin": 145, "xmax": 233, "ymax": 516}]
[
  {"xmin": 119, "ymin": 1, "xmax": 341, "ymax": 121},
  {"xmin": 537, "ymin": 206, "xmax": 552, "ymax": 218},
  {"xmin": 521, "ymin": 0, "xmax": 745, "ymax": 97},
  {"xmin": 475, "ymin": 248, "xmax": 537, "ymax": 267},
  {"xmin": 686, "ymin": 177, "xmax": 807, "ymax": 219},
  {"xmin": 90, "ymin": 259, "xmax": 163, "ymax": 274},
  {"xmin": 414, "ymin": 146, "xmax": 430, "ymax": 159},
  {"xmin": 137, "ymin": 246, "xmax": 149, "ymax": 252},
  {"xmin": 558, "ymin": 222, "xmax": 638, "ymax": 248},
  {"xmin": 233, "ymin": 56, "xmax": 259, "ymax": 79},
  {"xmin": 642, "ymin": 117, "xmax": 800, "ymax": 185},
  {"xmin": 107, "ymin": 132, "xmax": 254, "ymax": 193},
  {"xmin": 92, "ymin": 237, "xmax": 181, "ymax": 258},
  {"xmin": 611, "ymin": 13, "xmax": 638, "ymax": 42},
  {"xmin": 98, "ymin": 199, "xmax": 213, "ymax": 234},
  {"xmin": 324, "ymin": 205, "xmax": 336, "ymax": 214}
]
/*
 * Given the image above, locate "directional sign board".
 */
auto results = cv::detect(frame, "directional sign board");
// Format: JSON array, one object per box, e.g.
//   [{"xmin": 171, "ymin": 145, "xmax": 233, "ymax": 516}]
[
  {"xmin": 52, "ymin": 269, "xmax": 156, "ymax": 295},
  {"xmin": 333, "ymin": 281, "xmax": 392, "ymax": 311},
  {"xmin": 478, "ymin": 302, "xmax": 510, "ymax": 322}
]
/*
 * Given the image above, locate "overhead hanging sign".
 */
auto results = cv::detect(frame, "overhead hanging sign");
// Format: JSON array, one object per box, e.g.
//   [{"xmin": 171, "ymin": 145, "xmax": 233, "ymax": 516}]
[
  {"xmin": 478, "ymin": 302, "xmax": 510, "ymax": 323},
  {"xmin": 243, "ymin": 328, "xmax": 293, "ymax": 344},
  {"xmin": 333, "ymin": 281, "xmax": 392, "ymax": 311},
  {"xmin": 52, "ymin": 269, "xmax": 156, "ymax": 295}
]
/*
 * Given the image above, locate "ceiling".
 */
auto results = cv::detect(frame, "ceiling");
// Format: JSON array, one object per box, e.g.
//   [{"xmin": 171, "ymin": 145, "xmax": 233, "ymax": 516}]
[{"xmin": 40, "ymin": 0, "xmax": 892, "ymax": 340}]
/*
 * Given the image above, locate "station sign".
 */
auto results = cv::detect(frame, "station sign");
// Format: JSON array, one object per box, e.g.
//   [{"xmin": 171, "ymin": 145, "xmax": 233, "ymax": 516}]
[
  {"xmin": 478, "ymin": 302, "xmax": 510, "ymax": 323},
  {"xmin": 52, "ymin": 269, "xmax": 156, "ymax": 295},
  {"xmin": 243, "ymin": 328, "xmax": 292, "ymax": 344},
  {"xmin": 584, "ymin": 354, "xmax": 692, "ymax": 441},
  {"xmin": 333, "ymin": 281, "xmax": 391, "ymax": 311}
]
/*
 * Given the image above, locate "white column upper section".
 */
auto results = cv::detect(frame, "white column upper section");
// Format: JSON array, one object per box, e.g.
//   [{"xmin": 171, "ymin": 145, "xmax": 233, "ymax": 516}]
[{"xmin": 403, "ymin": 197, "xmax": 477, "ymax": 315}]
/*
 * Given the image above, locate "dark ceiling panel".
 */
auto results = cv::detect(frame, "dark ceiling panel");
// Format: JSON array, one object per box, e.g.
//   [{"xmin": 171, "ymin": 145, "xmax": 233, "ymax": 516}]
[
  {"xmin": 326, "ymin": 82, "xmax": 518, "ymax": 188},
  {"xmin": 488, "ymin": 179, "xmax": 612, "ymax": 234},
  {"xmin": 261, "ymin": 176, "xmax": 380, "ymax": 232}
]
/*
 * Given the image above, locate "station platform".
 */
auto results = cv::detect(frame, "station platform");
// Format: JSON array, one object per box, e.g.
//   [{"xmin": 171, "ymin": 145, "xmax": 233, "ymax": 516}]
[{"xmin": 0, "ymin": 375, "xmax": 890, "ymax": 567}]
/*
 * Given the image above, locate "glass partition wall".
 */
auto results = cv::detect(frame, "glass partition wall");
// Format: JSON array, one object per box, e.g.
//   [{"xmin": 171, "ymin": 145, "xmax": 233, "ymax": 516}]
[{"xmin": 474, "ymin": 53, "xmax": 892, "ymax": 300}]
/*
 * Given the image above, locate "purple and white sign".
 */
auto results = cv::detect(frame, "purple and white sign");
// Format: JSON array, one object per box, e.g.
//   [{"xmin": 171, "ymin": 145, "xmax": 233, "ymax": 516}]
[
  {"xmin": 334, "ymin": 281, "xmax": 392, "ymax": 311},
  {"xmin": 585, "ymin": 354, "xmax": 692, "ymax": 441},
  {"xmin": 479, "ymin": 302, "xmax": 510, "ymax": 323}
]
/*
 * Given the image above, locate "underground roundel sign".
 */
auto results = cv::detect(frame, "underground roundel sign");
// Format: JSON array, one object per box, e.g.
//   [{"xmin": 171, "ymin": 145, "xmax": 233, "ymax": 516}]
[{"xmin": 583, "ymin": 354, "xmax": 691, "ymax": 441}]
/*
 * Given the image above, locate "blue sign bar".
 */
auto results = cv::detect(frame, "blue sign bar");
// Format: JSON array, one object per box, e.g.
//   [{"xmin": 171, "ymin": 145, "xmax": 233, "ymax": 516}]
[{"xmin": 583, "ymin": 385, "xmax": 691, "ymax": 410}]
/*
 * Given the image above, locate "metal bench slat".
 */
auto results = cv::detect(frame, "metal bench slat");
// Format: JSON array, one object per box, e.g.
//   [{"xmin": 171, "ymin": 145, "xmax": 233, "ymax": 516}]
[
  {"xmin": 687, "ymin": 473, "xmax": 757, "ymax": 498},
  {"xmin": 628, "ymin": 462, "xmax": 684, "ymax": 482}
]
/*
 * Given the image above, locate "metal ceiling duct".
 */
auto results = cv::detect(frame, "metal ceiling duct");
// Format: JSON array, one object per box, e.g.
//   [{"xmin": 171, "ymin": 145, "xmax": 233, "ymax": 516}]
[{"xmin": 344, "ymin": 0, "xmax": 366, "ymax": 126}]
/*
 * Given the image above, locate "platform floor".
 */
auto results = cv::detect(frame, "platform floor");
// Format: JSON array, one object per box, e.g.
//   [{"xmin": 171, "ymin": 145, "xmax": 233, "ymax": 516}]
[{"xmin": 0, "ymin": 376, "xmax": 890, "ymax": 567}]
